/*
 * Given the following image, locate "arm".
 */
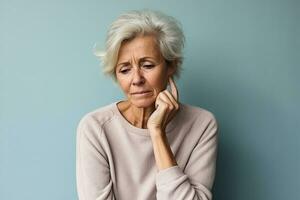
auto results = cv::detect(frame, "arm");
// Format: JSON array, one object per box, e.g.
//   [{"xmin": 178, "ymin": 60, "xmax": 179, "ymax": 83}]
[
  {"xmin": 150, "ymin": 131, "xmax": 178, "ymax": 170},
  {"xmin": 76, "ymin": 117, "xmax": 115, "ymax": 200},
  {"xmin": 151, "ymin": 115, "xmax": 219, "ymax": 200}
]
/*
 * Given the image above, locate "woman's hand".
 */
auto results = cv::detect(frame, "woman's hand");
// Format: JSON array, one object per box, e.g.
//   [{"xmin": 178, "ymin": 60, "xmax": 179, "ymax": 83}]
[{"xmin": 147, "ymin": 76, "xmax": 180, "ymax": 133}]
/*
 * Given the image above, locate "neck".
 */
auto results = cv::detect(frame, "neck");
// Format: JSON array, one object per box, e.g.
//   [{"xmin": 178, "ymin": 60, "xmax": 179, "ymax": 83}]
[{"xmin": 118, "ymin": 100, "xmax": 155, "ymax": 129}]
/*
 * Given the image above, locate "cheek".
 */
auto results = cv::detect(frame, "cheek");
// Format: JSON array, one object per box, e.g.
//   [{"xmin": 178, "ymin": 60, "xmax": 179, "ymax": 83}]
[
  {"xmin": 149, "ymin": 76, "xmax": 167, "ymax": 93},
  {"xmin": 117, "ymin": 77, "xmax": 131, "ymax": 92}
]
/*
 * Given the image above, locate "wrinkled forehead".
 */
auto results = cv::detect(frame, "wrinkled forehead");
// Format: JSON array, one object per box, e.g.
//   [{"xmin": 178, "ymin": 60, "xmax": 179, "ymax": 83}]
[{"xmin": 117, "ymin": 35, "xmax": 163, "ymax": 63}]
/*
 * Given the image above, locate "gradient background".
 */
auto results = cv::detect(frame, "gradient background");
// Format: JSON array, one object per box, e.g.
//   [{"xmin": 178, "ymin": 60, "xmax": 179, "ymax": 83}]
[{"xmin": 1, "ymin": 0, "xmax": 299, "ymax": 199}]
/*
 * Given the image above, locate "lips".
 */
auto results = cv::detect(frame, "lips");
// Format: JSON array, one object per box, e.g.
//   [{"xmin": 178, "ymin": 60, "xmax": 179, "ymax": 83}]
[{"xmin": 131, "ymin": 91, "xmax": 151, "ymax": 95}]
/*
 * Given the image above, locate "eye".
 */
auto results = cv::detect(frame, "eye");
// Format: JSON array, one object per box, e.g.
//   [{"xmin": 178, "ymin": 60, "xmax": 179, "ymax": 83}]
[
  {"xmin": 142, "ymin": 64, "xmax": 154, "ymax": 69},
  {"xmin": 119, "ymin": 68, "xmax": 130, "ymax": 74}
]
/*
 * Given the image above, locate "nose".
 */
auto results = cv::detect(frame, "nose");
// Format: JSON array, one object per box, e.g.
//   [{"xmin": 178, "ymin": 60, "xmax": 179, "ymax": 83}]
[{"xmin": 132, "ymin": 68, "xmax": 145, "ymax": 86}]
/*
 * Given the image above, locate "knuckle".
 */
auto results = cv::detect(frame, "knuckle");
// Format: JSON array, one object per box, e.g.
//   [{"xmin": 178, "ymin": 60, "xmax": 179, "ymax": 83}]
[
  {"xmin": 162, "ymin": 105, "xmax": 168, "ymax": 111},
  {"xmin": 161, "ymin": 102, "xmax": 168, "ymax": 108}
]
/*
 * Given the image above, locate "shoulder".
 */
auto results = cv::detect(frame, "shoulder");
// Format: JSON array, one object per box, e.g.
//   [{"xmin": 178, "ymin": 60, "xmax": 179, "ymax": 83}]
[
  {"xmin": 178, "ymin": 103, "xmax": 218, "ymax": 137},
  {"xmin": 180, "ymin": 103, "xmax": 217, "ymax": 124},
  {"xmin": 76, "ymin": 102, "xmax": 116, "ymax": 135},
  {"xmin": 179, "ymin": 103, "xmax": 219, "ymax": 142}
]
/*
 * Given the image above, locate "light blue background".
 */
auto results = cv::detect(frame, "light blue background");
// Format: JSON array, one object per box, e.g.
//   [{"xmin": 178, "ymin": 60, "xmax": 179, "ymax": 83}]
[{"xmin": 1, "ymin": 0, "xmax": 299, "ymax": 199}]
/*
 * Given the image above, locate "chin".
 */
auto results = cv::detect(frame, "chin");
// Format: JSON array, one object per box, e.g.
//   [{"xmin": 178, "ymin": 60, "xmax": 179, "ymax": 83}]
[{"xmin": 130, "ymin": 98, "xmax": 155, "ymax": 108}]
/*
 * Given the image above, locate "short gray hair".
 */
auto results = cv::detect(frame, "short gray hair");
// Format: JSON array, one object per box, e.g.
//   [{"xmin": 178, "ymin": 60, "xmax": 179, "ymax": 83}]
[{"xmin": 94, "ymin": 9, "xmax": 185, "ymax": 81}]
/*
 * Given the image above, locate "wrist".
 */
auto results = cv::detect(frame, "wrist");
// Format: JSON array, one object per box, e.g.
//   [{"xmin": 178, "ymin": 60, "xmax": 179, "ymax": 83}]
[
  {"xmin": 149, "ymin": 128, "xmax": 164, "ymax": 137},
  {"xmin": 148, "ymin": 124, "xmax": 166, "ymax": 133}
]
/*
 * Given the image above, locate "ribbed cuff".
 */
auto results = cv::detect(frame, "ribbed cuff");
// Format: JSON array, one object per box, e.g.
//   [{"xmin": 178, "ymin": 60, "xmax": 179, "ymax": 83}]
[{"xmin": 156, "ymin": 165, "xmax": 185, "ymax": 187}]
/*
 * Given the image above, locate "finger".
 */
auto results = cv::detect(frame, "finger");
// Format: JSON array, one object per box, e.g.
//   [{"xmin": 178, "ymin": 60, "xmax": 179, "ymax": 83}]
[
  {"xmin": 163, "ymin": 90, "xmax": 179, "ymax": 110},
  {"xmin": 158, "ymin": 92, "xmax": 175, "ymax": 110},
  {"xmin": 161, "ymin": 91, "xmax": 179, "ymax": 117},
  {"xmin": 156, "ymin": 96, "xmax": 172, "ymax": 126},
  {"xmin": 169, "ymin": 76, "xmax": 179, "ymax": 101},
  {"xmin": 158, "ymin": 92, "xmax": 177, "ymax": 125},
  {"xmin": 155, "ymin": 94, "xmax": 168, "ymax": 109}
]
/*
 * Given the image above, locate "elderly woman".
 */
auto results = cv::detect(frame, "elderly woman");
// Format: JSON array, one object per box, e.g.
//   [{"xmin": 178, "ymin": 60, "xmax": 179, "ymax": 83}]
[{"xmin": 76, "ymin": 9, "xmax": 218, "ymax": 200}]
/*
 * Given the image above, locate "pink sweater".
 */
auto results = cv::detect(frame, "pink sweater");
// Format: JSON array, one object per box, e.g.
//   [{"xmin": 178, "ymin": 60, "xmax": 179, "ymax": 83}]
[{"xmin": 76, "ymin": 101, "xmax": 218, "ymax": 200}]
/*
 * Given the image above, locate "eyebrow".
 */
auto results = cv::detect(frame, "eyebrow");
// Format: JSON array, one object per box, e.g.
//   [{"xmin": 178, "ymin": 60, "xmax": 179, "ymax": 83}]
[{"xmin": 117, "ymin": 57, "xmax": 156, "ymax": 67}]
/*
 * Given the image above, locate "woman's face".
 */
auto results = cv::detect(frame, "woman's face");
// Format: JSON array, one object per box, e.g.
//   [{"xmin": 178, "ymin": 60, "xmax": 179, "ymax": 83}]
[{"xmin": 115, "ymin": 35, "xmax": 175, "ymax": 108}]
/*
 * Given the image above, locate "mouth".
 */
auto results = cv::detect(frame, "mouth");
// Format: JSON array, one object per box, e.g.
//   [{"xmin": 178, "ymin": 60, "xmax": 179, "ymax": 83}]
[
  {"xmin": 131, "ymin": 91, "xmax": 152, "ymax": 96},
  {"xmin": 131, "ymin": 90, "xmax": 151, "ymax": 94}
]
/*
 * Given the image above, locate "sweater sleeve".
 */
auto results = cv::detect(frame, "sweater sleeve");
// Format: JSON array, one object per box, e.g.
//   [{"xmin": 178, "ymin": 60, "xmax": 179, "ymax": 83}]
[
  {"xmin": 155, "ymin": 113, "xmax": 219, "ymax": 200},
  {"xmin": 76, "ymin": 117, "xmax": 115, "ymax": 200}
]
